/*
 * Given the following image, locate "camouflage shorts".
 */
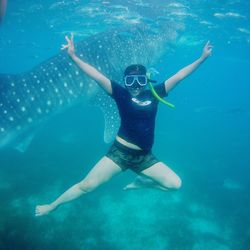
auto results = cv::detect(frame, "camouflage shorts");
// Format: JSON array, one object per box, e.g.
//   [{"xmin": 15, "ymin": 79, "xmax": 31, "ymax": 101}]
[{"xmin": 106, "ymin": 141, "xmax": 159, "ymax": 173}]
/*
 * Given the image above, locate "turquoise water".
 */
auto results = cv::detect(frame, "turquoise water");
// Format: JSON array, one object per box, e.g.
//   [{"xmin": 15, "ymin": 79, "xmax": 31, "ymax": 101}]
[{"xmin": 0, "ymin": 0, "xmax": 250, "ymax": 249}]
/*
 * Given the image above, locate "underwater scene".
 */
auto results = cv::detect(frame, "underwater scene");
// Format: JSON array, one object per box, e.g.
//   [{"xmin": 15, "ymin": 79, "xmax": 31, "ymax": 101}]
[{"xmin": 0, "ymin": 0, "xmax": 250, "ymax": 249}]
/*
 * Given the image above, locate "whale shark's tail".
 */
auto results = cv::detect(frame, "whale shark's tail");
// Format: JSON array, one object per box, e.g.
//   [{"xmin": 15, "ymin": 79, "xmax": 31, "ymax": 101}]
[
  {"xmin": 0, "ymin": 73, "xmax": 21, "ymax": 116},
  {"xmin": 0, "ymin": 73, "xmax": 17, "ymax": 110},
  {"xmin": 1, "ymin": 74, "xmax": 18, "ymax": 149},
  {"xmin": 0, "ymin": 73, "xmax": 38, "ymax": 151},
  {"xmin": 0, "ymin": 0, "xmax": 7, "ymax": 24}
]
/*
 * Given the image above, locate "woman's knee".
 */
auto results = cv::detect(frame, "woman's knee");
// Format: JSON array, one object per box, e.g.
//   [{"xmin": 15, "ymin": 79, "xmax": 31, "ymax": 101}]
[
  {"xmin": 173, "ymin": 176, "xmax": 182, "ymax": 189},
  {"xmin": 170, "ymin": 175, "xmax": 182, "ymax": 189},
  {"xmin": 162, "ymin": 175, "xmax": 182, "ymax": 190},
  {"xmin": 78, "ymin": 179, "xmax": 99, "ymax": 193}
]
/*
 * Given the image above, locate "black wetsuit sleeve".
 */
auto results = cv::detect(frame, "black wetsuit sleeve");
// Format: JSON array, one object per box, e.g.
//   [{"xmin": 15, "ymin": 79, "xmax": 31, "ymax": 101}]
[
  {"xmin": 153, "ymin": 82, "xmax": 168, "ymax": 98},
  {"xmin": 109, "ymin": 80, "xmax": 125, "ymax": 100}
]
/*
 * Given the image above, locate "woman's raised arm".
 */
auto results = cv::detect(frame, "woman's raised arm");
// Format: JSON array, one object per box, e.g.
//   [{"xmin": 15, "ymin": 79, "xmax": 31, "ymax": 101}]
[
  {"xmin": 164, "ymin": 41, "xmax": 213, "ymax": 93},
  {"xmin": 61, "ymin": 34, "xmax": 112, "ymax": 95}
]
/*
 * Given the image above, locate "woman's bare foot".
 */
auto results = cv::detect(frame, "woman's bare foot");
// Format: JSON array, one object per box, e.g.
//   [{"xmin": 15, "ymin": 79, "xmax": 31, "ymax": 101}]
[
  {"xmin": 123, "ymin": 176, "xmax": 168, "ymax": 191},
  {"xmin": 35, "ymin": 204, "xmax": 55, "ymax": 217},
  {"xmin": 123, "ymin": 176, "xmax": 155, "ymax": 190},
  {"xmin": 123, "ymin": 182, "xmax": 140, "ymax": 190}
]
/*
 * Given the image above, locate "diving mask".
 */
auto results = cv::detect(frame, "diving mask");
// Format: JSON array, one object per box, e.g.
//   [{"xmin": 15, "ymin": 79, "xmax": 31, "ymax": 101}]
[{"xmin": 124, "ymin": 75, "xmax": 148, "ymax": 87}]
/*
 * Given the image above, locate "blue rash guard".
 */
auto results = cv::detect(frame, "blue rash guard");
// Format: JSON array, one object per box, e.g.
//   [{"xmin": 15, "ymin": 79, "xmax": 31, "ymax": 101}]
[{"xmin": 110, "ymin": 81, "xmax": 168, "ymax": 152}]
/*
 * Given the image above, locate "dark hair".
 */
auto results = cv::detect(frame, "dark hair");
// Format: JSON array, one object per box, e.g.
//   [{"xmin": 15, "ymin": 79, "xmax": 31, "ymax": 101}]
[{"xmin": 124, "ymin": 64, "xmax": 147, "ymax": 76}]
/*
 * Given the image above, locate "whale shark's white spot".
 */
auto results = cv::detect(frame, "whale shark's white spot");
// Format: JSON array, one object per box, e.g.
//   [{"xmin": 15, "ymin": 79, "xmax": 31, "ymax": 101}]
[
  {"xmin": 98, "ymin": 66, "xmax": 102, "ymax": 70},
  {"xmin": 47, "ymin": 100, "xmax": 52, "ymax": 106},
  {"xmin": 69, "ymin": 90, "xmax": 73, "ymax": 95},
  {"xmin": 0, "ymin": 103, "xmax": 3, "ymax": 107},
  {"xmin": 28, "ymin": 118, "xmax": 33, "ymax": 123},
  {"xmin": 54, "ymin": 67, "xmax": 58, "ymax": 71},
  {"xmin": 4, "ymin": 110, "xmax": 7, "ymax": 114},
  {"xmin": 41, "ymin": 88, "xmax": 45, "ymax": 92},
  {"xmin": 45, "ymin": 109, "xmax": 49, "ymax": 113},
  {"xmin": 80, "ymin": 54, "xmax": 83, "ymax": 57},
  {"xmin": 21, "ymin": 106, "xmax": 26, "ymax": 112},
  {"xmin": 16, "ymin": 99, "xmax": 20, "ymax": 103},
  {"xmin": 49, "ymin": 79, "xmax": 53, "ymax": 83},
  {"xmin": 75, "ymin": 71, "xmax": 79, "ymax": 75},
  {"xmin": 31, "ymin": 96, "xmax": 35, "ymax": 101},
  {"xmin": 37, "ymin": 80, "xmax": 40, "ymax": 83},
  {"xmin": 46, "ymin": 73, "xmax": 49, "ymax": 76},
  {"xmin": 33, "ymin": 75, "xmax": 37, "ymax": 79},
  {"xmin": 64, "ymin": 83, "xmax": 68, "ymax": 87},
  {"xmin": 9, "ymin": 116, "xmax": 14, "ymax": 121},
  {"xmin": 42, "ymin": 68, "xmax": 46, "ymax": 72},
  {"xmin": 24, "ymin": 83, "xmax": 27, "ymax": 87},
  {"xmin": 59, "ymin": 100, "xmax": 63, "ymax": 105},
  {"xmin": 17, "ymin": 126, "xmax": 21, "ymax": 130},
  {"xmin": 58, "ymin": 73, "xmax": 62, "ymax": 77},
  {"xmin": 22, "ymin": 79, "xmax": 26, "ymax": 82},
  {"xmin": 68, "ymin": 62, "xmax": 72, "ymax": 66},
  {"xmin": 0, "ymin": 128, "xmax": 4, "ymax": 132},
  {"xmin": 26, "ymin": 89, "xmax": 31, "ymax": 93},
  {"xmin": 37, "ymin": 108, "xmax": 42, "ymax": 114},
  {"xmin": 80, "ymin": 82, "xmax": 83, "ymax": 87},
  {"xmin": 69, "ymin": 74, "xmax": 72, "ymax": 78},
  {"xmin": 11, "ymin": 82, "xmax": 15, "ymax": 87},
  {"xmin": 54, "ymin": 88, "xmax": 59, "ymax": 93},
  {"xmin": 97, "ymin": 55, "xmax": 100, "ymax": 59},
  {"xmin": 12, "ymin": 91, "xmax": 16, "ymax": 95},
  {"xmin": 50, "ymin": 62, "xmax": 54, "ymax": 65}
]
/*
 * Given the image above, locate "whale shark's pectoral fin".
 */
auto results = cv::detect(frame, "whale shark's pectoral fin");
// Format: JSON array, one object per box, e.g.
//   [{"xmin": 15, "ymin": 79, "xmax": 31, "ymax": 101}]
[{"xmin": 15, "ymin": 133, "xmax": 35, "ymax": 153}]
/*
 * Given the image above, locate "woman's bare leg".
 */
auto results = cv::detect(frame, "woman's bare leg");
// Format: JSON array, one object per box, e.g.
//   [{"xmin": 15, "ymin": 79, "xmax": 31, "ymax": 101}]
[
  {"xmin": 123, "ymin": 162, "xmax": 181, "ymax": 191},
  {"xmin": 35, "ymin": 156, "xmax": 122, "ymax": 216}
]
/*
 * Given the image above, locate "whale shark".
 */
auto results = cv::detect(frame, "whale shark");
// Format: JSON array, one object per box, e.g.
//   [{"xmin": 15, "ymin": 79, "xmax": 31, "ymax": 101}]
[
  {"xmin": 0, "ymin": 23, "xmax": 182, "ymax": 152},
  {"xmin": 0, "ymin": 0, "xmax": 7, "ymax": 24}
]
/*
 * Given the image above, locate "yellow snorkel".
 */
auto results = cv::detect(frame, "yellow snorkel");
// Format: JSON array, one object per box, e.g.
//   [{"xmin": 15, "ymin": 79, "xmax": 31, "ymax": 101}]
[
  {"xmin": 148, "ymin": 82, "xmax": 175, "ymax": 108},
  {"xmin": 147, "ymin": 71, "xmax": 175, "ymax": 109}
]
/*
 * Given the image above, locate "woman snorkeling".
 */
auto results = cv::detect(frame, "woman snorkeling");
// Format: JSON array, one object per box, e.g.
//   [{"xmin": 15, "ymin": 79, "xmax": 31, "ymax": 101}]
[{"xmin": 35, "ymin": 34, "xmax": 212, "ymax": 216}]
